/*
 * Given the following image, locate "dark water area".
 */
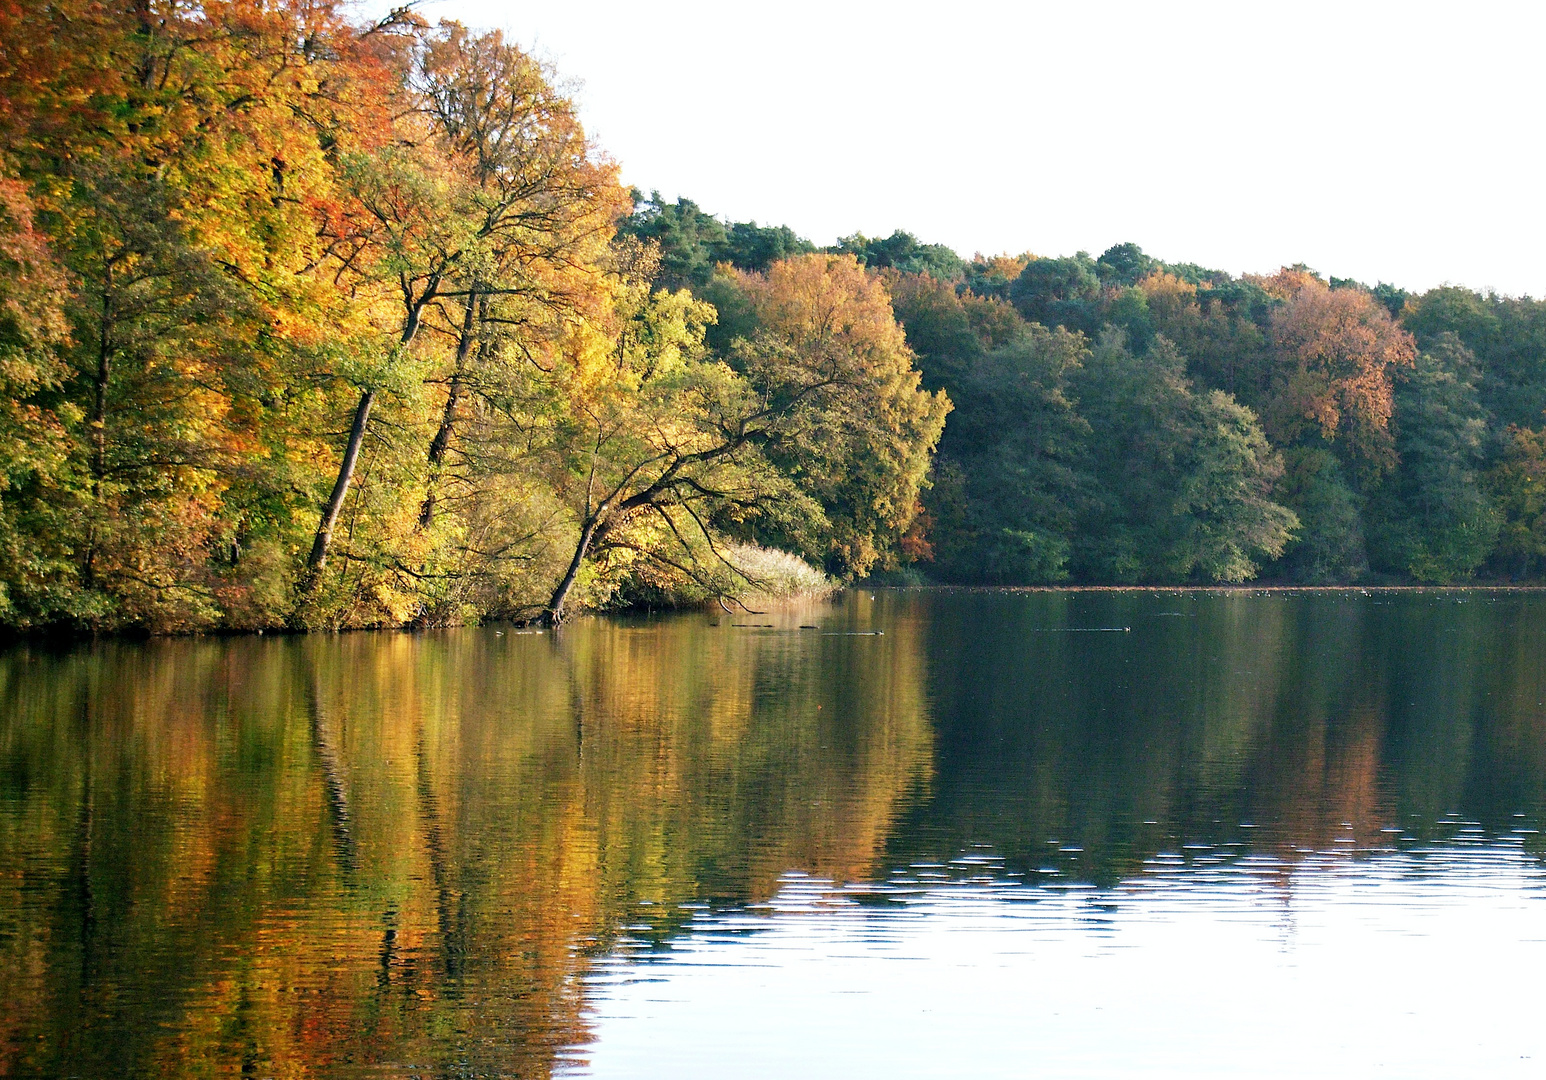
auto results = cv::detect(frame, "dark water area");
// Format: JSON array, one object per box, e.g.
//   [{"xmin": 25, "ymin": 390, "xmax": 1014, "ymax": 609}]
[{"xmin": 4, "ymin": 590, "xmax": 1546, "ymax": 1077}]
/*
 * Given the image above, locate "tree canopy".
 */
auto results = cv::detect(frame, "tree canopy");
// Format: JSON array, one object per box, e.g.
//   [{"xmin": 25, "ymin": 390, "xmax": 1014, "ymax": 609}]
[{"xmin": 0, "ymin": 3, "xmax": 943, "ymax": 632}]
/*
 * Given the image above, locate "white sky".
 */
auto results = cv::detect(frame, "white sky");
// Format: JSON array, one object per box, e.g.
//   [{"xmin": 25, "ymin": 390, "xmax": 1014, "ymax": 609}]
[{"xmin": 397, "ymin": 0, "xmax": 1546, "ymax": 296}]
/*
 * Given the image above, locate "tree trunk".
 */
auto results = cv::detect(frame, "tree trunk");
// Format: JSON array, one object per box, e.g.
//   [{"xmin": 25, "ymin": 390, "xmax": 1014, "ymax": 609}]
[
  {"xmin": 307, "ymin": 675, "xmax": 357, "ymax": 876},
  {"xmin": 413, "ymin": 730, "xmax": 463, "ymax": 979},
  {"xmin": 416, "ymin": 374, "xmax": 461, "ymax": 530},
  {"xmin": 418, "ymin": 296, "xmax": 478, "ymax": 528},
  {"xmin": 92, "ymin": 330, "xmax": 109, "ymax": 488},
  {"xmin": 426, "ymin": 375, "xmax": 462, "ymax": 471},
  {"xmin": 542, "ymin": 517, "xmax": 601, "ymax": 627},
  {"xmin": 84, "ymin": 288, "xmax": 113, "ymax": 587},
  {"xmin": 303, "ymin": 388, "xmax": 374, "ymax": 584},
  {"xmin": 303, "ymin": 288, "xmax": 435, "ymax": 594}
]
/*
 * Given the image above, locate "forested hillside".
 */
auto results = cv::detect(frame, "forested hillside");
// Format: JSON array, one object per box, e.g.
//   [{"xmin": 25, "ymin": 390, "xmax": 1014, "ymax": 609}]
[
  {"xmin": 1, "ymin": 3, "xmax": 1542, "ymax": 636},
  {"xmin": 628, "ymin": 196, "xmax": 1546, "ymax": 588}
]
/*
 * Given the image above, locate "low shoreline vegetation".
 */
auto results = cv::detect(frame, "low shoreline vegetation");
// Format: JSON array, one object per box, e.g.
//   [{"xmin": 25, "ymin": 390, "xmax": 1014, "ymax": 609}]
[
  {"xmin": 723, "ymin": 543, "xmax": 838, "ymax": 607},
  {"xmin": 2, "ymin": 3, "xmax": 1544, "ymax": 636}
]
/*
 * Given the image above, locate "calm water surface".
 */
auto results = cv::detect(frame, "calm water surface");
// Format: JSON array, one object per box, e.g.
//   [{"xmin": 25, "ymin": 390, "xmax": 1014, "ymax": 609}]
[{"xmin": 4, "ymin": 590, "xmax": 1546, "ymax": 1077}]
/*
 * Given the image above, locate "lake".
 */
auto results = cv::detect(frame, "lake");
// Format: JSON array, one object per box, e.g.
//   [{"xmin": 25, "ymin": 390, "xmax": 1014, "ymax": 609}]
[{"xmin": 3, "ymin": 589, "xmax": 1546, "ymax": 1078}]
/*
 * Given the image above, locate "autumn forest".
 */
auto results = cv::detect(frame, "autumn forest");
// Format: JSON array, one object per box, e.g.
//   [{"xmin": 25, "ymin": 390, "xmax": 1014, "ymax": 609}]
[{"xmin": 3, "ymin": 1, "xmax": 1544, "ymax": 635}]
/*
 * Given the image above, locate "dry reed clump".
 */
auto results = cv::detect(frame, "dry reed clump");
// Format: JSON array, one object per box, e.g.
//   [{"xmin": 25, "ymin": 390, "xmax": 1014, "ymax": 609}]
[{"xmin": 725, "ymin": 543, "xmax": 836, "ymax": 603}]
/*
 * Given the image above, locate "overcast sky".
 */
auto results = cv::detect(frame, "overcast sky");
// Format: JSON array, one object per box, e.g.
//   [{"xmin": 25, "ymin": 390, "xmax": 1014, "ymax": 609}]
[{"xmin": 397, "ymin": 0, "xmax": 1546, "ymax": 296}]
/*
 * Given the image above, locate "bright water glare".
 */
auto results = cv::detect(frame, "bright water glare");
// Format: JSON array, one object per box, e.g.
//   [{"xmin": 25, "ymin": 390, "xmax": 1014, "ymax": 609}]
[
  {"xmin": 576, "ymin": 853, "xmax": 1546, "ymax": 1078},
  {"xmin": 4, "ymin": 590, "xmax": 1546, "ymax": 1078}
]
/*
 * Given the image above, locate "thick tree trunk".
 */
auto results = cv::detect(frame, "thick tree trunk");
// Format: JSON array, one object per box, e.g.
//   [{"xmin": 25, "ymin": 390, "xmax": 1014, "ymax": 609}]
[
  {"xmin": 303, "ymin": 388, "xmax": 374, "ymax": 583},
  {"xmin": 542, "ymin": 517, "xmax": 601, "ymax": 627}
]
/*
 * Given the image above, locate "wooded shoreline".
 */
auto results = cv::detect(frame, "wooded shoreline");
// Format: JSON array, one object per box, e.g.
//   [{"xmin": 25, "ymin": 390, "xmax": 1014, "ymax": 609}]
[
  {"xmin": 7, "ymin": 582, "xmax": 1546, "ymax": 648},
  {"xmin": 4, "ymin": 2, "xmax": 1546, "ymax": 638}
]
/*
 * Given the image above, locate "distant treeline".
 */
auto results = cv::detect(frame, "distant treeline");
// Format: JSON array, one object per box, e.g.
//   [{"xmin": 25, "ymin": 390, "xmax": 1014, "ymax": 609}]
[
  {"xmin": 627, "ymin": 194, "xmax": 1546, "ymax": 587},
  {"xmin": 1, "ymin": 5, "xmax": 1541, "ymax": 637}
]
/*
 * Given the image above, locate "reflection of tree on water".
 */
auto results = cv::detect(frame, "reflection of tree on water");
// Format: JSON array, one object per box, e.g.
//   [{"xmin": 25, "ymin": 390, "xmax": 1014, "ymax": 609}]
[
  {"xmin": 0, "ymin": 610, "xmax": 933, "ymax": 1078},
  {"xmin": 566, "ymin": 610, "xmax": 934, "ymax": 913},
  {"xmin": 7, "ymin": 592, "xmax": 1546, "ymax": 1077},
  {"xmin": 898, "ymin": 590, "xmax": 1546, "ymax": 889}
]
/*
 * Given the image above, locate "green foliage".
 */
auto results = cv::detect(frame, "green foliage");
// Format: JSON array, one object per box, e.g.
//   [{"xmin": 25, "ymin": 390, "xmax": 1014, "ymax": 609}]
[
  {"xmin": 617, "ymin": 191, "xmax": 815, "ymax": 291},
  {"xmin": 1010, "ymin": 253, "xmax": 1102, "ymax": 333},
  {"xmin": 835, "ymin": 231, "xmax": 964, "ymax": 281},
  {"xmin": 1271, "ymin": 446, "xmax": 1369, "ymax": 582},
  {"xmin": 1144, "ymin": 273, "xmax": 1275, "ymax": 408},
  {"xmin": 924, "ymin": 323, "xmax": 1088, "ymax": 584},
  {"xmin": 722, "ymin": 221, "xmax": 816, "ymax": 273},
  {"xmin": 1485, "ymin": 426, "xmax": 1546, "ymax": 578},
  {"xmin": 1102, "ymin": 286, "xmax": 1155, "ymax": 352},
  {"xmin": 698, "ymin": 268, "xmax": 760, "ymax": 355},
  {"xmin": 1402, "ymin": 287, "xmax": 1546, "ymax": 429},
  {"xmin": 1402, "ymin": 287, "xmax": 1501, "ymax": 355},
  {"xmin": 1366, "ymin": 340, "xmax": 1499, "ymax": 582},
  {"xmin": 1095, "ymin": 242, "xmax": 1157, "ymax": 287},
  {"xmin": 905, "ymin": 276, "xmax": 1297, "ymax": 586},
  {"xmin": 0, "ymin": 181, "xmax": 85, "ymax": 626},
  {"xmin": 617, "ymin": 192, "xmax": 730, "ymax": 290},
  {"xmin": 1071, "ymin": 333, "xmax": 1296, "ymax": 583},
  {"xmin": 886, "ymin": 271, "xmax": 987, "ymax": 391}
]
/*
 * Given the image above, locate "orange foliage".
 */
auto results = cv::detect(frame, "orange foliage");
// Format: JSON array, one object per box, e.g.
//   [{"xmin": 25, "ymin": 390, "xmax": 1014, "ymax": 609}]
[
  {"xmin": 899, "ymin": 502, "xmax": 935, "ymax": 561},
  {"xmin": 969, "ymin": 252, "xmax": 1031, "ymax": 289},
  {"xmin": 730, "ymin": 255, "xmax": 950, "ymax": 575},
  {"xmin": 734, "ymin": 254, "xmax": 913, "ymax": 363},
  {"xmin": 1138, "ymin": 271, "xmax": 1199, "ymax": 322},
  {"xmin": 1258, "ymin": 269, "xmax": 1416, "ymax": 472}
]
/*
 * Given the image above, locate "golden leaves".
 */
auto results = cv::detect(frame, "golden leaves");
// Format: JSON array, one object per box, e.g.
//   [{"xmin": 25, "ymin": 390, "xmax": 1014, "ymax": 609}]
[{"xmin": 1260, "ymin": 270, "xmax": 1416, "ymax": 473}]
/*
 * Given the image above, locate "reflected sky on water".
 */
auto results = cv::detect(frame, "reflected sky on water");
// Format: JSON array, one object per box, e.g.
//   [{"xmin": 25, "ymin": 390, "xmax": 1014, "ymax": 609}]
[
  {"xmin": 4, "ymin": 590, "xmax": 1546, "ymax": 1077},
  {"xmin": 578, "ymin": 851, "xmax": 1546, "ymax": 1078}
]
